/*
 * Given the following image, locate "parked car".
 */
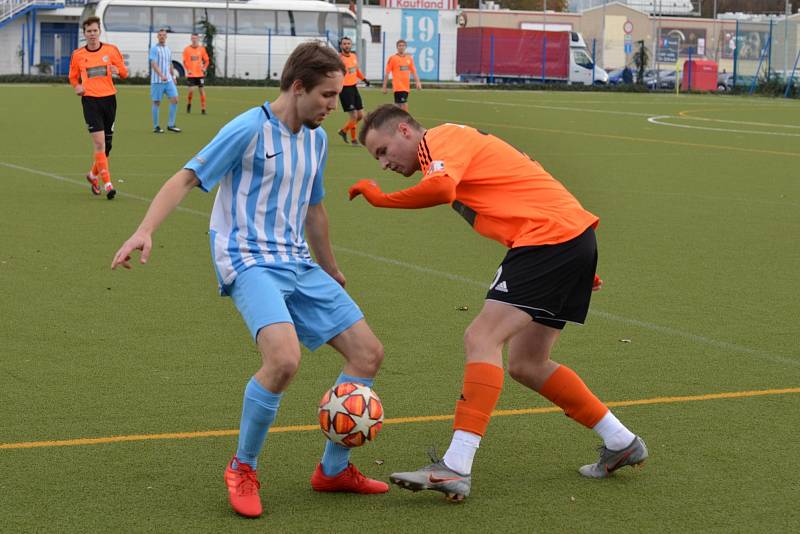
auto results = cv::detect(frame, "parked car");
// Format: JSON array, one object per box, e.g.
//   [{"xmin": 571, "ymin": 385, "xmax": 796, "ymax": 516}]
[
  {"xmin": 645, "ymin": 70, "xmax": 676, "ymax": 89},
  {"xmin": 717, "ymin": 72, "xmax": 757, "ymax": 91},
  {"xmin": 607, "ymin": 67, "xmax": 634, "ymax": 85}
]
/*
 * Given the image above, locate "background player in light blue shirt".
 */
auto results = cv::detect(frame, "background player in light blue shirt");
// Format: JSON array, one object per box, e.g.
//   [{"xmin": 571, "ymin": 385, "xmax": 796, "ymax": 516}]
[
  {"xmin": 112, "ymin": 42, "xmax": 387, "ymax": 518},
  {"xmin": 149, "ymin": 29, "xmax": 180, "ymax": 133}
]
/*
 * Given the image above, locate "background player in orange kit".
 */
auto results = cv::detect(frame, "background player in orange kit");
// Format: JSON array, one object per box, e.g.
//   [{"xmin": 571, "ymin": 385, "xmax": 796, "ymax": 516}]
[
  {"xmin": 68, "ymin": 16, "xmax": 128, "ymax": 200},
  {"xmin": 337, "ymin": 36, "xmax": 370, "ymax": 145},
  {"xmin": 349, "ymin": 105, "xmax": 647, "ymax": 502},
  {"xmin": 382, "ymin": 40, "xmax": 421, "ymax": 111},
  {"xmin": 182, "ymin": 33, "xmax": 209, "ymax": 114}
]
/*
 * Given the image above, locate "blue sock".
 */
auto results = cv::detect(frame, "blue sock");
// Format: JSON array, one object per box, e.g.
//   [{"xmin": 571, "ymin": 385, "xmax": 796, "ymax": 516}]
[
  {"xmin": 235, "ymin": 377, "xmax": 283, "ymax": 469},
  {"xmin": 168, "ymin": 102, "xmax": 177, "ymax": 127},
  {"xmin": 152, "ymin": 104, "xmax": 159, "ymax": 128},
  {"xmin": 321, "ymin": 373, "xmax": 374, "ymax": 477}
]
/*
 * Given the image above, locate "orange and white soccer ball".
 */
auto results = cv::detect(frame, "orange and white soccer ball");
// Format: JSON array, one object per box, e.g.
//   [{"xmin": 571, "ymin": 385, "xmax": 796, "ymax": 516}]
[{"xmin": 318, "ymin": 382, "xmax": 384, "ymax": 448}]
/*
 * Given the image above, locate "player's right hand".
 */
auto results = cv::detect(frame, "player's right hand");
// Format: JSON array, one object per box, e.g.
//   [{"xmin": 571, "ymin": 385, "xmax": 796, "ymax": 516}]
[
  {"xmin": 111, "ymin": 232, "xmax": 153, "ymax": 270},
  {"xmin": 74, "ymin": 84, "xmax": 85, "ymax": 96},
  {"xmin": 161, "ymin": 74, "xmax": 168, "ymax": 82}
]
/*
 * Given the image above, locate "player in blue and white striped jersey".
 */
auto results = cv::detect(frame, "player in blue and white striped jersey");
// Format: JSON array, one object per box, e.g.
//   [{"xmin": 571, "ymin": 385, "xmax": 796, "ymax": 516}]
[
  {"xmin": 112, "ymin": 42, "xmax": 388, "ymax": 518},
  {"xmin": 149, "ymin": 29, "xmax": 180, "ymax": 133}
]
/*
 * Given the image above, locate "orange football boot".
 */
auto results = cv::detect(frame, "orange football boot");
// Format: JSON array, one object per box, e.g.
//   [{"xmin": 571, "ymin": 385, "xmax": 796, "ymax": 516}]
[{"xmin": 311, "ymin": 463, "xmax": 389, "ymax": 494}]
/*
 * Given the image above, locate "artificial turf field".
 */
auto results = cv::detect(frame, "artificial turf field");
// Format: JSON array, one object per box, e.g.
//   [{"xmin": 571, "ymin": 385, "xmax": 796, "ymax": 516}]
[{"xmin": 1, "ymin": 84, "xmax": 798, "ymax": 532}]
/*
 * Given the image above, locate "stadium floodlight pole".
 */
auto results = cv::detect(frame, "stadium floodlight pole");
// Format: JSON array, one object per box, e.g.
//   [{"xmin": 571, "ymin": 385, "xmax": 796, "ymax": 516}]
[
  {"xmin": 601, "ymin": 0, "xmax": 606, "ymax": 69},
  {"xmin": 224, "ymin": 0, "xmax": 229, "ymax": 78},
  {"xmin": 356, "ymin": 0, "xmax": 364, "ymax": 73}
]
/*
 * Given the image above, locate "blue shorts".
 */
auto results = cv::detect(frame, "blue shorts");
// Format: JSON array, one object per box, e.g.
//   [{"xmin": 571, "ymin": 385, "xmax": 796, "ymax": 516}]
[
  {"xmin": 227, "ymin": 262, "xmax": 364, "ymax": 351},
  {"xmin": 151, "ymin": 81, "xmax": 178, "ymax": 101}
]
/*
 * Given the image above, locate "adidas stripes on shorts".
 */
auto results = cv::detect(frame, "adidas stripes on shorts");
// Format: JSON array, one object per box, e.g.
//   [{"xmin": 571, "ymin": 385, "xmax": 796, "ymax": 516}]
[{"xmin": 485, "ymin": 226, "xmax": 598, "ymax": 330}]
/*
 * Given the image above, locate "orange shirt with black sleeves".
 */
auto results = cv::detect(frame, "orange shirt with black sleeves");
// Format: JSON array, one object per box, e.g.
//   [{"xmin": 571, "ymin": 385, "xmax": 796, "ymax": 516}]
[
  {"xmin": 68, "ymin": 43, "xmax": 128, "ymax": 97},
  {"xmin": 341, "ymin": 52, "xmax": 365, "ymax": 87},
  {"xmin": 418, "ymin": 124, "xmax": 599, "ymax": 248},
  {"xmin": 182, "ymin": 45, "xmax": 209, "ymax": 78},
  {"xmin": 385, "ymin": 54, "xmax": 417, "ymax": 93}
]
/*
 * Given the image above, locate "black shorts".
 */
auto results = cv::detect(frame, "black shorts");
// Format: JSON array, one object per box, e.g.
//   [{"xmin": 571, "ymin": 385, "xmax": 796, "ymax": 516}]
[
  {"xmin": 186, "ymin": 76, "xmax": 205, "ymax": 87},
  {"xmin": 339, "ymin": 85, "xmax": 363, "ymax": 111},
  {"xmin": 486, "ymin": 226, "xmax": 598, "ymax": 330},
  {"xmin": 393, "ymin": 91, "xmax": 409, "ymax": 104},
  {"xmin": 81, "ymin": 95, "xmax": 117, "ymax": 134}
]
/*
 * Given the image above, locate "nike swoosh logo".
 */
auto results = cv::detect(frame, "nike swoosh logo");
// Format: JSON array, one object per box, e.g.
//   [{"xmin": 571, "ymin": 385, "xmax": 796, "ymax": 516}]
[
  {"xmin": 428, "ymin": 474, "xmax": 463, "ymax": 484},
  {"xmin": 609, "ymin": 450, "xmax": 634, "ymax": 471},
  {"xmin": 266, "ymin": 152, "xmax": 282, "ymax": 159}
]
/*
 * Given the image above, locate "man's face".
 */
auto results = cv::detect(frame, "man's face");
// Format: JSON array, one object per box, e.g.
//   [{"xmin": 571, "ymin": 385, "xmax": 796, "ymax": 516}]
[
  {"xmin": 158, "ymin": 31, "xmax": 167, "ymax": 44},
  {"xmin": 340, "ymin": 39, "xmax": 352, "ymax": 54},
  {"xmin": 296, "ymin": 71, "xmax": 344, "ymax": 129},
  {"xmin": 83, "ymin": 23, "xmax": 100, "ymax": 44},
  {"xmin": 191, "ymin": 35, "xmax": 199, "ymax": 46},
  {"xmin": 364, "ymin": 122, "xmax": 421, "ymax": 177},
  {"xmin": 396, "ymin": 42, "xmax": 407, "ymax": 55}
]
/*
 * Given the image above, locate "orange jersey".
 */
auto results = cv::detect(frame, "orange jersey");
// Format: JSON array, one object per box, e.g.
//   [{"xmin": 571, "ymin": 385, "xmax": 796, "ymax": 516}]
[
  {"xmin": 417, "ymin": 124, "xmax": 599, "ymax": 248},
  {"xmin": 182, "ymin": 45, "xmax": 209, "ymax": 78},
  {"xmin": 385, "ymin": 54, "xmax": 417, "ymax": 92},
  {"xmin": 68, "ymin": 43, "xmax": 128, "ymax": 97},
  {"xmin": 340, "ymin": 52, "xmax": 365, "ymax": 86}
]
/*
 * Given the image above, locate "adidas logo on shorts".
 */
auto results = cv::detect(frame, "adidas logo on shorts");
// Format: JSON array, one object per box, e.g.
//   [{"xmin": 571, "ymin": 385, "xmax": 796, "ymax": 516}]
[{"xmin": 494, "ymin": 281, "xmax": 508, "ymax": 292}]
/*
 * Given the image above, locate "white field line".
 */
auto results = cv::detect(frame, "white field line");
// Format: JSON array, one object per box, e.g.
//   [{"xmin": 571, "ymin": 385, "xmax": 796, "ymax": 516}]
[
  {"xmin": 2, "ymin": 160, "xmax": 796, "ymax": 367},
  {"xmin": 647, "ymin": 115, "xmax": 800, "ymax": 137},
  {"xmin": 447, "ymin": 98, "xmax": 800, "ymax": 133}
]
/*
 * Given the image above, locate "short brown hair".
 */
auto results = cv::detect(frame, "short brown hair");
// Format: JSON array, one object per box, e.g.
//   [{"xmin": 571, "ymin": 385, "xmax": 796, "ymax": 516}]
[
  {"xmin": 396, "ymin": 39, "xmax": 407, "ymax": 46},
  {"xmin": 280, "ymin": 41, "xmax": 345, "ymax": 92},
  {"xmin": 358, "ymin": 104, "xmax": 422, "ymax": 145},
  {"xmin": 82, "ymin": 16, "xmax": 101, "ymax": 31}
]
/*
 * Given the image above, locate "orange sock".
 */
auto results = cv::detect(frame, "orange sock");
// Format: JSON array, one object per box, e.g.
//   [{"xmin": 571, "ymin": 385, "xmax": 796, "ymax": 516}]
[
  {"xmin": 90, "ymin": 162, "xmax": 99, "ymax": 178},
  {"xmin": 350, "ymin": 120, "xmax": 359, "ymax": 141},
  {"xmin": 538, "ymin": 365, "xmax": 608, "ymax": 429},
  {"xmin": 341, "ymin": 119, "xmax": 353, "ymax": 133},
  {"xmin": 452, "ymin": 362, "xmax": 504, "ymax": 436},
  {"xmin": 94, "ymin": 151, "xmax": 111, "ymax": 186},
  {"xmin": 200, "ymin": 93, "xmax": 206, "ymax": 109}
]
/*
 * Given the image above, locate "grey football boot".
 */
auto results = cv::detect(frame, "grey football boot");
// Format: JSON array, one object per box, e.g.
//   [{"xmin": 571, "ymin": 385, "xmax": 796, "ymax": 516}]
[
  {"xmin": 390, "ymin": 449, "xmax": 471, "ymax": 502},
  {"xmin": 579, "ymin": 436, "xmax": 648, "ymax": 478}
]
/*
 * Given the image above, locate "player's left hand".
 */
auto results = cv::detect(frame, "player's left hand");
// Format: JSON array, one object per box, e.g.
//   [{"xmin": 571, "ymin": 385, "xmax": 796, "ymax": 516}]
[
  {"xmin": 110, "ymin": 65, "xmax": 119, "ymax": 76},
  {"xmin": 328, "ymin": 269, "xmax": 346, "ymax": 288},
  {"xmin": 348, "ymin": 179, "xmax": 381, "ymax": 203},
  {"xmin": 363, "ymin": 79, "xmax": 371, "ymax": 87},
  {"xmin": 592, "ymin": 274, "xmax": 603, "ymax": 291}
]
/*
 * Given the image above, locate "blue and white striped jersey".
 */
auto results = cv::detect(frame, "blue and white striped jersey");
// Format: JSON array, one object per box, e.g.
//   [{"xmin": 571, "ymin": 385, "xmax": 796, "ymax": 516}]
[
  {"xmin": 148, "ymin": 43, "xmax": 173, "ymax": 84},
  {"xmin": 184, "ymin": 101, "xmax": 328, "ymax": 292}
]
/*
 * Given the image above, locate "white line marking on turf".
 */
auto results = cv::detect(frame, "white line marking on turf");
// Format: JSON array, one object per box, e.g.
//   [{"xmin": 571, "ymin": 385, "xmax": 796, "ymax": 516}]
[
  {"xmin": 647, "ymin": 115, "xmax": 800, "ymax": 137},
  {"xmin": 447, "ymin": 98, "xmax": 654, "ymax": 117},
  {"xmin": 3, "ymin": 160, "xmax": 796, "ymax": 367}
]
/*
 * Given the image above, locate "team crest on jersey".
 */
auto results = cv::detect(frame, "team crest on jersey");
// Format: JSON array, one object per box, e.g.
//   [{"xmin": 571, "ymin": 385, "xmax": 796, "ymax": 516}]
[
  {"xmin": 194, "ymin": 156, "xmax": 206, "ymax": 165},
  {"xmin": 102, "ymin": 55, "xmax": 109, "ymax": 62},
  {"xmin": 426, "ymin": 160, "xmax": 445, "ymax": 175}
]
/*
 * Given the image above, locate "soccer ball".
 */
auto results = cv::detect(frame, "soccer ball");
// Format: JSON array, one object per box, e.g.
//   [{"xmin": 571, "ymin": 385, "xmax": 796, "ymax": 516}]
[{"xmin": 318, "ymin": 382, "xmax": 384, "ymax": 448}]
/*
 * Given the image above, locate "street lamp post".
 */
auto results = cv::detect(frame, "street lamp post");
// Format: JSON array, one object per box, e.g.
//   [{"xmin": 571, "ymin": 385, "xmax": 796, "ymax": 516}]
[{"xmin": 224, "ymin": 0, "xmax": 229, "ymax": 78}]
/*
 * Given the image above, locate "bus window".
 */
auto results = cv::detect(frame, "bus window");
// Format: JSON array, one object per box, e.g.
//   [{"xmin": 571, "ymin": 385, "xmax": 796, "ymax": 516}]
[
  {"xmin": 104, "ymin": 5, "xmax": 151, "ymax": 32},
  {"xmin": 323, "ymin": 12, "xmax": 338, "ymax": 39},
  {"xmin": 236, "ymin": 10, "xmax": 276, "ymax": 35},
  {"xmin": 340, "ymin": 13, "xmax": 356, "ymax": 38},
  {"xmin": 292, "ymin": 11, "xmax": 322, "ymax": 36},
  {"xmin": 276, "ymin": 11, "xmax": 291, "ymax": 35},
  {"xmin": 199, "ymin": 8, "xmax": 231, "ymax": 34},
  {"xmin": 153, "ymin": 7, "xmax": 194, "ymax": 33}
]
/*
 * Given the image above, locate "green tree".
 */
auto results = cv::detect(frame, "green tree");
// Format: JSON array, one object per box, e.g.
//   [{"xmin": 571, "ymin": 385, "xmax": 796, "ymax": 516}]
[{"xmin": 197, "ymin": 12, "xmax": 217, "ymax": 80}]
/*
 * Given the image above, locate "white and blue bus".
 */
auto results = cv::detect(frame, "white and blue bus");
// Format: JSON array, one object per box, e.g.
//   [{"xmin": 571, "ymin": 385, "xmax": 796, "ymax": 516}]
[{"xmin": 80, "ymin": 0, "xmax": 357, "ymax": 79}]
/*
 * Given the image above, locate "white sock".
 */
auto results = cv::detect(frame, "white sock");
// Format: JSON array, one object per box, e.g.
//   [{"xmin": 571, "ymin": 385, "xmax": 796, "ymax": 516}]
[
  {"xmin": 442, "ymin": 430, "xmax": 481, "ymax": 475},
  {"xmin": 592, "ymin": 411, "xmax": 636, "ymax": 451}
]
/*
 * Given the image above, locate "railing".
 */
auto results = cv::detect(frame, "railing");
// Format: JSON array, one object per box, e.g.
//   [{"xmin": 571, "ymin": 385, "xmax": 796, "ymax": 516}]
[{"xmin": 1, "ymin": 1, "xmax": 72, "ymax": 25}]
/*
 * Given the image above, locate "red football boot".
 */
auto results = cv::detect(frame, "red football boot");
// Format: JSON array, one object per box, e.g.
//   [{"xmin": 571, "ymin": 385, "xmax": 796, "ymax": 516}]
[
  {"xmin": 224, "ymin": 457, "xmax": 263, "ymax": 518},
  {"xmin": 311, "ymin": 463, "xmax": 389, "ymax": 494}
]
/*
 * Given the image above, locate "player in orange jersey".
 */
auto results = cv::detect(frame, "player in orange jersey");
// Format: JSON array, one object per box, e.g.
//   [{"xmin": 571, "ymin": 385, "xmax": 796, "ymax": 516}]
[
  {"xmin": 382, "ymin": 40, "xmax": 421, "ymax": 111},
  {"xmin": 349, "ymin": 105, "xmax": 648, "ymax": 501},
  {"xmin": 182, "ymin": 33, "xmax": 209, "ymax": 114},
  {"xmin": 337, "ymin": 36, "xmax": 370, "ymax": 145},
  {"xmin": 68, "ymin": 16, "xmax": 128, "ymax": 199}
]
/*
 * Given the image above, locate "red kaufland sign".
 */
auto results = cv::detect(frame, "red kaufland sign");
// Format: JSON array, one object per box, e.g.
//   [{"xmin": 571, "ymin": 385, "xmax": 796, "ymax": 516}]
[{"xmin": 380, "ymin": 0, "xmax": 458, "ymax": 9}]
